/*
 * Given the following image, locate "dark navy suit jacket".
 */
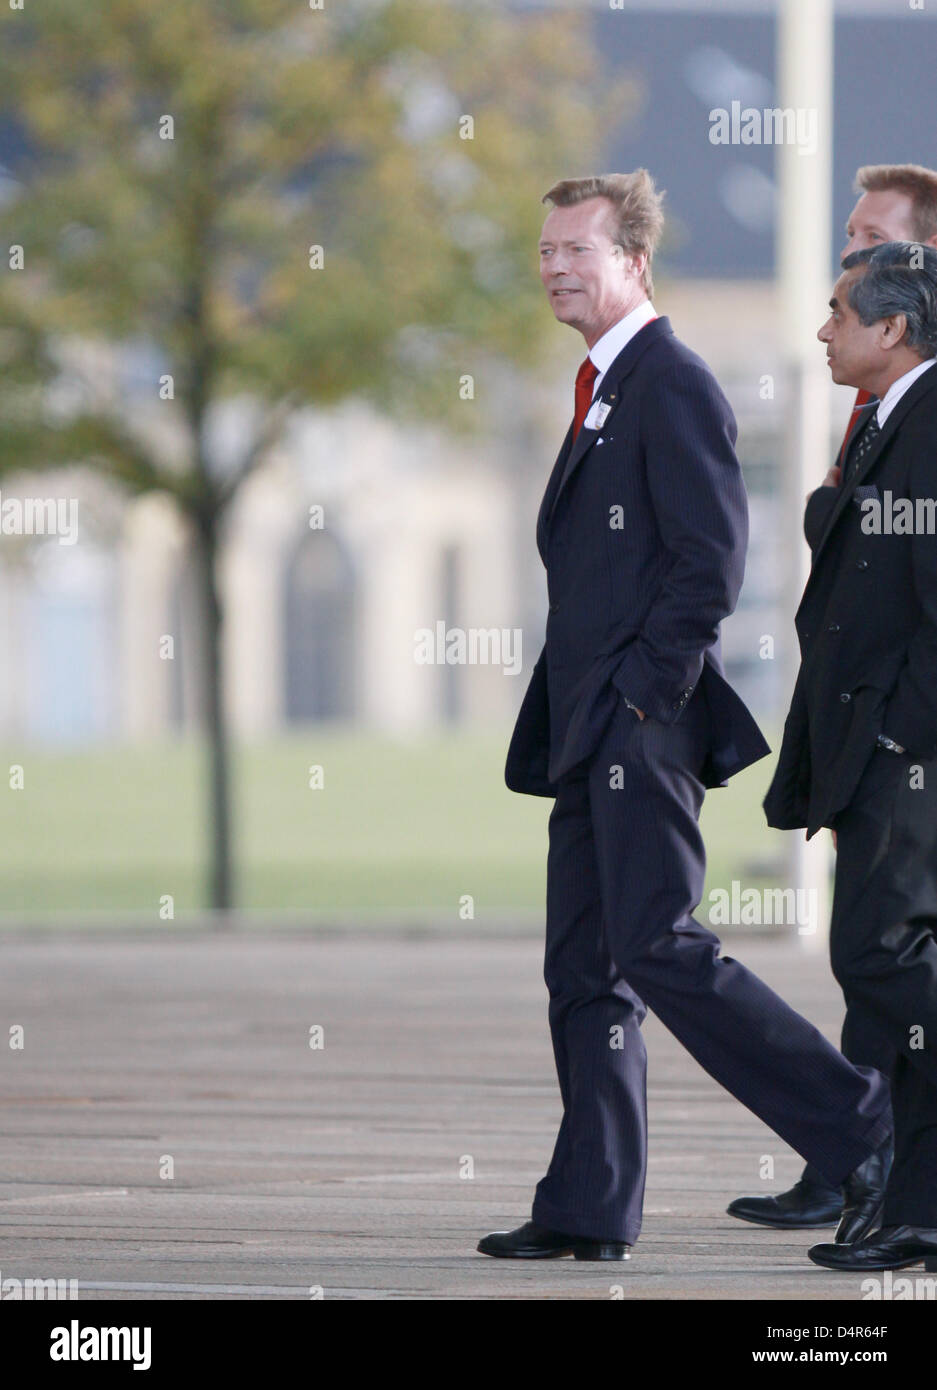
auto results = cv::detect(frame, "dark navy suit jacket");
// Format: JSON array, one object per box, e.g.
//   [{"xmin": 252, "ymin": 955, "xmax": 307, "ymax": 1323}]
[{"xmin": 505, "ymin": 315, "xmax": 770, "ymax": 796}]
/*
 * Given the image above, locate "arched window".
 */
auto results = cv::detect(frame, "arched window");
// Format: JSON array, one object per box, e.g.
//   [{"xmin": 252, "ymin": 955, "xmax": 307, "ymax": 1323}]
[{"xmin": 282, "ymin": 528, "xmax": 357, "ymax": 722}]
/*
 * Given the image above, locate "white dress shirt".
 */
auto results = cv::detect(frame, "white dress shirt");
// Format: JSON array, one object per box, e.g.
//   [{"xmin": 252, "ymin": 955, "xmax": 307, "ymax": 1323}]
[
  {"xmin": 869, "ymin": 354, "xmax": 936, "ymax": 755},
  {"xmin": 875, "ymin": 356, "xmax": 937, "ymax": 427},
  {"xmin": 587, "ymin": 299, "xmax": 658, "ymax": 400},
  {"xmin": 585, "ymin": 298, "xmax": 657, "ymax": 719}
]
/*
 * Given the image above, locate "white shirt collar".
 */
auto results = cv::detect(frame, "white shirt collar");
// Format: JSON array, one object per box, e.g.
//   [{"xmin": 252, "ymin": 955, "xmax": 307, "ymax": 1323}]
[
  {"xmin": 587, "ymin": 299, "xmax": 658, "ymax": 399},
  {"xmin": 876, "ymin": 356, "xmax": 937, "ymax": 427}
]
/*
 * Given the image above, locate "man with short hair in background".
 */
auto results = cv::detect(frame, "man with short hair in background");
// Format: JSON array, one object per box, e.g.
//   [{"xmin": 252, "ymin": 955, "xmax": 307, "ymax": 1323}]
[{"xmin": 837, "ymin": 166, "xmax": 937, "ymax": 463}]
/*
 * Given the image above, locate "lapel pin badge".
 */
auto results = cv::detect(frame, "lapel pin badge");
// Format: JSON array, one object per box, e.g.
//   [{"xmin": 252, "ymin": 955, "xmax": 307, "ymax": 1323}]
[{"xmin": 585, "ymin": 400, "xmax": 612, "ymax": 430}]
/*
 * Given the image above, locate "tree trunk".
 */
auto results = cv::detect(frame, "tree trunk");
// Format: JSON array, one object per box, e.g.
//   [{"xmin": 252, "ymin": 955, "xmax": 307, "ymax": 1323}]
[{"xmin": 193, "ymin": 518, "xmax": 233, "ymax": 913}]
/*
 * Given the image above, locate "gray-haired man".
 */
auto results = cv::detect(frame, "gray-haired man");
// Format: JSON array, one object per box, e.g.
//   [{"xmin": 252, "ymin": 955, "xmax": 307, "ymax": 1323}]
[
  {"xmin": 730, "ymin": 165, "xmax": 937, "ymax": 1238},
  {"xmin": 763, "ymin": 242, "xmax": 937, "ymax": 1270}
]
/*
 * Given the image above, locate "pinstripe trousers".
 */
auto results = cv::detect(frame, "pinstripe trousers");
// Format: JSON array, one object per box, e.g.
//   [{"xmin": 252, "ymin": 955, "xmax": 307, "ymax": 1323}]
[{"xmin": 530, "ymin": 688, "xmax": 893, "ymax": 1244}]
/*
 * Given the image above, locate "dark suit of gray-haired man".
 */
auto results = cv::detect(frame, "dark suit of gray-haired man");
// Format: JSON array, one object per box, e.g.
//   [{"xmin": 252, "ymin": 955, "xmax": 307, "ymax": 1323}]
[{"xmin": 761, "ymin": 242, "xmax": 937, "ymax": 1272}]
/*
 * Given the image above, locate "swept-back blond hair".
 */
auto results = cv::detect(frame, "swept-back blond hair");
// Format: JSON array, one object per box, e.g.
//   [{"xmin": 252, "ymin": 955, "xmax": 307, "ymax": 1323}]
[{"xmin": 542, "ymin": 170, "xmax": 665, "ymax": 297}]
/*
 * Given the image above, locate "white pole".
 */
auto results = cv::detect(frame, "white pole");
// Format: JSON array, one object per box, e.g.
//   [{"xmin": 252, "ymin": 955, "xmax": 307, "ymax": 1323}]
[{"xmin": 777, "ymin": 0, "xmax": 834, "ymax": 951}]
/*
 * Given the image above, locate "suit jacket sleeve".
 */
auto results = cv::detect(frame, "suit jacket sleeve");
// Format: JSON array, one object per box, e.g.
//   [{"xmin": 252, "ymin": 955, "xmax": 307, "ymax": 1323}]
[
  {"xmin": 882, "ymin": 449, "xmax": 937, "ymax": 758},
  {"xmin": 762, "ymin": 665, "xmax": 811, "ymax": 829},
  {"xmin": 611, "ymin": 361, "xmax": 748, "ymax": 723},
  {"xmin": 804, "ymin": 485, "xmax": 839, "ymax": 552}
]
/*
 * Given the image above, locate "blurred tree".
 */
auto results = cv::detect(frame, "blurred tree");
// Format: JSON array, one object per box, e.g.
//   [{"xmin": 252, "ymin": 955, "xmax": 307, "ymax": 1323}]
[{"xmin": 0, "ymin": 0, "xmax": 633, "ymax": 910}]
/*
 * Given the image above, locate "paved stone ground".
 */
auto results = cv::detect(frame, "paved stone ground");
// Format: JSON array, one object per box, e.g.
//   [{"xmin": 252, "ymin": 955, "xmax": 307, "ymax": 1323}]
[{"xmin": 0, "ymin": 930, "xmax": 885, "ymax": 1301}]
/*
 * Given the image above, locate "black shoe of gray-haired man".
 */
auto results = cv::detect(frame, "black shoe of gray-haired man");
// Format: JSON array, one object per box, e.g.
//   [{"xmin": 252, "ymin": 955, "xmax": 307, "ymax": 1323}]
[{"xmin": 728, "ymin": 1137, "xmax": 893, "ymax": 1244}]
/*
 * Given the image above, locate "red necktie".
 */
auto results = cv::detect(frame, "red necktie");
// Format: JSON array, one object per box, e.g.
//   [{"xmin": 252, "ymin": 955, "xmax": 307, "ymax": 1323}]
[{"xmin": 572, "ymin": 357, "xmax": 599, "ymax": 440}]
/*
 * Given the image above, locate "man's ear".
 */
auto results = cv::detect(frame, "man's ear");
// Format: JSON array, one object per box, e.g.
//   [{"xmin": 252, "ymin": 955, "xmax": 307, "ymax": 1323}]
[{"xmin": 879, "ymin": 312, "xmax": 908, "ymax": 350}]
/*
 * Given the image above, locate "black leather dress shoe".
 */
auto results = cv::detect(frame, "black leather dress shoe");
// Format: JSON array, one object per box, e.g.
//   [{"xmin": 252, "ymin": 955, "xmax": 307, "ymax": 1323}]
[
  {"xmin": 727, "ymin": 1177, "xmax": 843, "ymax": 1230},
  {"xmin": 809, "ymin": 1225, "xmax": 937, "ymax": 1271},
  {"xmin": 835, "ymin": 1137, "xmax": 893, "ymax": 1245},
  {"xmin": 477, "ymin": 1219, "xmax": 630, "ymax": 1261}
]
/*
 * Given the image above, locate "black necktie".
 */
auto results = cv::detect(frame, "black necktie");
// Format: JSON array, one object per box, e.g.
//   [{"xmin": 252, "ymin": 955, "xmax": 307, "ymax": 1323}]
[{"xmin": 846, "ymin": 410, "xmax": 881, "ymax": 481}]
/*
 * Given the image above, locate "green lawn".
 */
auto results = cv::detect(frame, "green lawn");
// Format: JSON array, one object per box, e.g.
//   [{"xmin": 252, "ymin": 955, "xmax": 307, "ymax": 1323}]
[{"xmin": 0, "ymin": 726, "xmax": 789, "ymax": 920}]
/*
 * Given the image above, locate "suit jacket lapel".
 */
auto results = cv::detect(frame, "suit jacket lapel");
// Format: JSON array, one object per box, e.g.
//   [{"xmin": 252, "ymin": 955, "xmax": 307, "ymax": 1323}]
[
  {"xmin": 809, "ymin": 366, "xmax": 937, "ymax": 571},
  {"xmin": 537, "ymin": 420, "xmax": 574, "ymax": 560},
  {"xmin": 540, "ymin": 316, "xmax": 674, "ymax": 547}
]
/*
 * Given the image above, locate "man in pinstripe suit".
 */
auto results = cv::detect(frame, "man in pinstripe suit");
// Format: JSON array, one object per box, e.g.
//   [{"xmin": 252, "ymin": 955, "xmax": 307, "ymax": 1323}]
[{"xmin": 477, "ymin": 171, "xmax": 892, "ymax": 1262}]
